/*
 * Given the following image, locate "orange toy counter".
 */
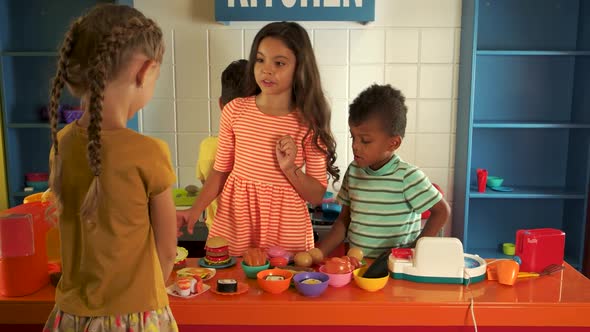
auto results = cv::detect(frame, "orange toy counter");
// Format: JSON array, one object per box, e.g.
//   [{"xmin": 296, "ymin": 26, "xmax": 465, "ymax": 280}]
[{"xmin": 1, "ymin": 258, "xmax": 590, "ymax": 331}]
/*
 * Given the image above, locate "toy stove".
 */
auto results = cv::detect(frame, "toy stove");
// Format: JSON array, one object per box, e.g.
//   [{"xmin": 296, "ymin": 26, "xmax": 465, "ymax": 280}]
[{"xmin": 388, "ymin": 237, "xmax": 487, "ymax": 285}]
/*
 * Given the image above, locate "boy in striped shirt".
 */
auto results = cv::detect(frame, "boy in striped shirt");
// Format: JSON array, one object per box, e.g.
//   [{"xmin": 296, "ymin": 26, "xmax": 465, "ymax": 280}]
[{"xmin": 318, "ymin": 84, "xmax": 450, "ymax": 258}]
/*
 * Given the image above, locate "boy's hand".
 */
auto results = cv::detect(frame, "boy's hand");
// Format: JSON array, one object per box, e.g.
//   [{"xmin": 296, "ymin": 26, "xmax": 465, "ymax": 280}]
[
  {"xmin": 176, "ymin": 209, "xmax": 201, "ymax": 237},
  {"xmin": 275, "ymin": 135, "xmax": 298, "ymax": 172}
]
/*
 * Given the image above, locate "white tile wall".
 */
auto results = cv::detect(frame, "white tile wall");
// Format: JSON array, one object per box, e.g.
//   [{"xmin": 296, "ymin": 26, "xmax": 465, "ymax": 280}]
[
  {"xmin": 142, "ymin": 99, "xmax": 175, "ymax": 132},
  {"xmin": 320, "ymin": 66, "xmax": 348, "ymax": 100},
  {"xmin": 350, "ymin": 29, "xmax": 385, "ymax": 64},
  {"xmin": 385, "ymin": 64, "xmax": 418, "ymax": 98},
  {"xmin": 416, "ymin": 100, "xmax": 452, "ymax": 133},
  {"xmin": 419, "ymin": 64, "xmax": 454, "ymax": 99},
  {"xmin": 405, "ymin": 100, "xmax": 417, "ymax": 134},
  {"xmin": 349, "ymin": 65, "xmax": 384, "ymax": 101},
  {"xmin": 177, "ymin": 100, "xmax": 210, "ymax": 133},
  {"xmin": 415, "ymin": 134, "xmax": 451, "ymax": 168},
  {"xmin": 136, "ymin": 0, "xmax": 461, "ymax": 230},
  {"xmin": 208, "ymin": 30, "xmax": 244, "ymax": 66},
  {"xmin": 153, "ymin": 64, "xmax": 174, "ymax": 99},
  {"xmin": 329, "ymin": 99, "xmax": 349, "ymax": 134},
  {"xmin": 385, "ymin": 29, "xmax": 419, "ymax": 63},
  {"xmin": 314, "ymin": 30, "xmax": 349, "ymax": 65},
  {"xmin": 420, "ymin": 28, "xmax": 455, "ymax": 63}
]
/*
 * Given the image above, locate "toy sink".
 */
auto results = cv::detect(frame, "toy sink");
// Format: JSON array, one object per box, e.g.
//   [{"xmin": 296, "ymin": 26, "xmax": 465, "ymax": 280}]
[{"xmin": 388, "ymin": 237, "xmax": 486, "ymax": 285}]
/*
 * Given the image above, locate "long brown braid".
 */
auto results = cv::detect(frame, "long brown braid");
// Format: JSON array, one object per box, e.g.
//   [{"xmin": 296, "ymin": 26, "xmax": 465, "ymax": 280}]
[
  {"xmin": 47, "ymin": 18, "xmax": 80, "ymax": 222},
  {"xmin": 48, "ymin": 4, "xmax": 164, "ymax": 223}
]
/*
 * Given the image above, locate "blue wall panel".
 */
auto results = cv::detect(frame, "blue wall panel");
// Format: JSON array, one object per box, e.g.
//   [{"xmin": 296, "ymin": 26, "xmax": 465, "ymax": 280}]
[
  {"xmin": 477, "ymin": 0, "xmax": 579, "ymax": 50},
  {"xmin": 474, "ymin": 56, "xmax": 575, "ymax": 122}
]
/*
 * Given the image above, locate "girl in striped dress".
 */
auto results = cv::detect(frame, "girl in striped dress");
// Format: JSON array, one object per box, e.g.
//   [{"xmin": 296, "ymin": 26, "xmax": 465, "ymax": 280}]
[{"xmin": 177, "ymin": 21, "xmax": 339, "ymax": 256}]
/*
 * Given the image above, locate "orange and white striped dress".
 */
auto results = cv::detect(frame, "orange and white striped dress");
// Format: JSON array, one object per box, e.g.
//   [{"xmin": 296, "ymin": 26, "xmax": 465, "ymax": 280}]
[{"xmin": 210, "ymin": 96, "xmax": 327, "ymax": 256}]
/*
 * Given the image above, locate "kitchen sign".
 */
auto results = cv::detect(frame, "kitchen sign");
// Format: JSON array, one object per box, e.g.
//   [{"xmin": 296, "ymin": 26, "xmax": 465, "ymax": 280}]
[{"xmin": 215, "ymin": 0, "xmax": 375, "ymax": 23}]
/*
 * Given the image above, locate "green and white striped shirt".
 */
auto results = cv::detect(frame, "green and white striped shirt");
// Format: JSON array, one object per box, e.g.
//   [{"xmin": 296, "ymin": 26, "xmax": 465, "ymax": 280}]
[{"xmin": 337, "ymin": 155, "xmax": 442, "ymax": 258}]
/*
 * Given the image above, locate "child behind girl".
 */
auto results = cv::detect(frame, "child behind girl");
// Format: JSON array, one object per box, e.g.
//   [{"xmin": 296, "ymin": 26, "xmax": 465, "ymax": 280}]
[
  {"xmin": 44, "ymin": 4, "xmax": 178, "ymax": 331},
  {"xmin": 195, "ymin": 59, "xmax": 249, "ymax": 230},
  {"xmin": 177, "ymin": 21, "xmax": 339, "ymax": 256}
]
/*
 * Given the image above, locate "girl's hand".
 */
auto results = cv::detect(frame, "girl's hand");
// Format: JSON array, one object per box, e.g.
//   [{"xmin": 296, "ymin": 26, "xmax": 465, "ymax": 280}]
[
  {"xmin": 176, "ymin": 208, "xmax": 201, "ymax": 237},
  {"xmin": 275, "ymin": 135, "xmax": 298, "ymax": 172}
]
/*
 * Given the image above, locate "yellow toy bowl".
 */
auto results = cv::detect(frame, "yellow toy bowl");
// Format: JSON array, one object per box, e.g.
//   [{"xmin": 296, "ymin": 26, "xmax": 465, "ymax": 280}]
[
  {"xmin": 23, "ymin": 192, "xmax": 44, "ymax": 204},
  {"xmin": 353, "ymin": 266, "xmax": 389, "ymax": 292},
  {"xmin": 24, "ymin": 190, "xmax": 54, "ymax": 204}
]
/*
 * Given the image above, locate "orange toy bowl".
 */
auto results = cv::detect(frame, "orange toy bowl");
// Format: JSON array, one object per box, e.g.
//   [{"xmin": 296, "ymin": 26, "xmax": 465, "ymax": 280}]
[{"xmin": 256, "ymin": 268, "xmax": 293, "ymax": 294}]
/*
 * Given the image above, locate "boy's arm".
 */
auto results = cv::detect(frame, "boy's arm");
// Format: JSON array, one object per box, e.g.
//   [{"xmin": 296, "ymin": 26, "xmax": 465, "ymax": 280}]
[
  {"xmin": 150, "ymin": 187, "xmax": 178, "ymax": 281},
  {"xmin": 413, "ymin": 198, "xmax": 450, "ymax": 245},
  {"xmin": 317, "ymin": 205, "xmax": 352, "ymax": 257}
]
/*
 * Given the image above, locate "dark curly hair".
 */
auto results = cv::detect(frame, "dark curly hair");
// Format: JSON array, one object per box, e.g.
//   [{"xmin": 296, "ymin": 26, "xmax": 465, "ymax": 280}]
[
  {"xmin": 220, "ymin": 59, "xmax": 248, "ymax": 107},
  {"xmin": 349, "ymin": 84, "xmax": 407, "ymax": 138}
]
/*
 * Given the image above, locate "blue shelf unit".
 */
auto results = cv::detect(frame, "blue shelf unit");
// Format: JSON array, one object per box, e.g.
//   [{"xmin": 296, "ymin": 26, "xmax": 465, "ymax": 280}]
[
  {"xmin": 0, "ymin": 0, "xmax": 135, "ymax": 207},
  {"xmin": 453, "ymin": 0, "xmax": 590, "ymax": 270}
]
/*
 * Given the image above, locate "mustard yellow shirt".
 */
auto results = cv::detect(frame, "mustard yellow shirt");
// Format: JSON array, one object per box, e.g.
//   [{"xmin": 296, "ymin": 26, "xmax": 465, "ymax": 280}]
[
  {"xmin": 53, "ymin": 123, "xmax": 175, "ymax": 316},
  {"xmin": 196, "ymin": 136, "xmax": 218, "ymax": 229}
]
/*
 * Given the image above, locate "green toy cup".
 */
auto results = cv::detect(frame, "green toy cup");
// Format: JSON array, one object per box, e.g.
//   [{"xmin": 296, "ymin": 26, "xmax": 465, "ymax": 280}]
[{"xmin": 487, "ymin": 176, "xmax": 504, "ymax": 188}]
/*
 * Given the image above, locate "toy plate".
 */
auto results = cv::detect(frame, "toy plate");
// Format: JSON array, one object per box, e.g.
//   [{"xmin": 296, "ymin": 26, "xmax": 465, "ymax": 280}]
[
  {"xmin": 175, "ymin": 247, "xmax": 188, "ymax": 263},
  {"xmin": 176, "ymin": 267, "xmax": 216, "ymax": 281},
  {"xmin": 166, "ymin": 283, "xmax": 210, "ymax": 298},
  {"xmin": 211, "ymin": 282, "xmax": 249, "ymax": 296},
  {"xmin": 489, "ymin": 186, "xmax": 513, "ymax": 192},
  {"xmin": 199, "ymin": 257, "xmax": 236, "ymax": 269}
]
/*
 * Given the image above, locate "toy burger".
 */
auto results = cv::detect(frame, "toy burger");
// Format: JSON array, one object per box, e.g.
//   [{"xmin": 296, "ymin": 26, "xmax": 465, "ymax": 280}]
[{"xmin": 203, "ymin": 236, "xmax": 231, "ymax": 266}]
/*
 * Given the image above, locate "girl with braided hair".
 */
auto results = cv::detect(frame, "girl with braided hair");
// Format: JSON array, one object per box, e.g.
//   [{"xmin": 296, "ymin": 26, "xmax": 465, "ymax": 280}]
[{"xmin": 44, "ymin": 4, "xmax": 178, "ymax": 331}]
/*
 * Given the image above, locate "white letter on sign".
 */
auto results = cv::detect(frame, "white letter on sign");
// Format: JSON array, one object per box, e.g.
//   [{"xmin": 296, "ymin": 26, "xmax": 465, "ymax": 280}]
[
  {"xmin": 282, "ymin": 0, "xmax": 296, "ymax": 7},
  {"xmin": 324, "ymin": 0, "xmax": 340, "ymax": 7}
]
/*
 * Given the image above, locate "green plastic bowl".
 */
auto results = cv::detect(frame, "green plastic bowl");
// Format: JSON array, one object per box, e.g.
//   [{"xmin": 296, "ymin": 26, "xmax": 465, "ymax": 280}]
[
  {"xmin": 241, "ymin": 260, "xmax": 271, "ymax": 279},
  {"xmin": 486, "ymin": 176, "xmax": 504, "ymax": 188}
]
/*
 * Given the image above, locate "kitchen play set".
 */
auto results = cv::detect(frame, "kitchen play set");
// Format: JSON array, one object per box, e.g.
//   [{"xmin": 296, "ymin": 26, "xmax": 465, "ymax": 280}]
[{"xmin": 0, "ymin": 186, "xmax": 566, "ymax": 297}]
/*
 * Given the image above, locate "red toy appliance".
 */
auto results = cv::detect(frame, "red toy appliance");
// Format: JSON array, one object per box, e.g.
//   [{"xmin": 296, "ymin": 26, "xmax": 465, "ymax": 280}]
[
  {"xmin": 515, "ymin": 228, "xmax": 565, "ymax": 273},
  {"xmin": 0, "ymin": 202, "xmax": 51, "ymax": 296}
]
